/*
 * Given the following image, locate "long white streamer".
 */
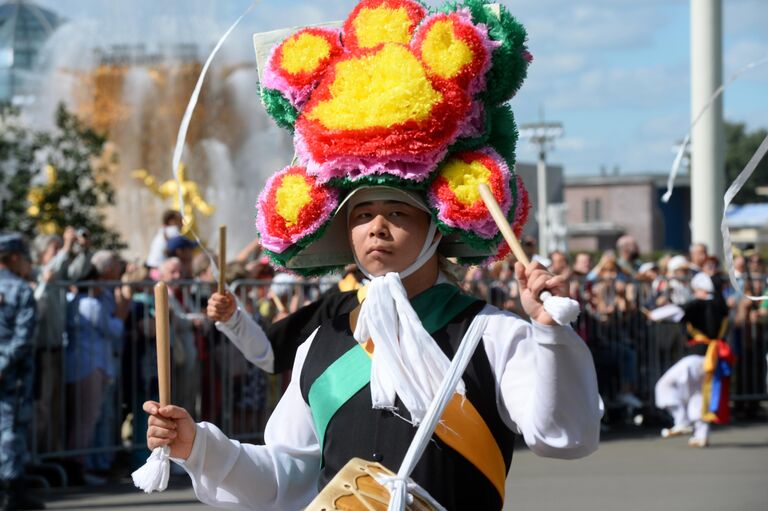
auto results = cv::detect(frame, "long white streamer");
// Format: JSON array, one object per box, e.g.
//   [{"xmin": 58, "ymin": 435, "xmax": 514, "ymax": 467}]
[
  {"xmin": 384, "ymin": 313, "xmax": 489, "ymax": 511},
  {"xmin": 662, "ymin": 56, "xmax": 768, "ymax": 203},
  {"xmin": 132, "ymin": 3, "xmax": 259, "ymax": 496},
  {"xmin": 169, "ymin": 1, "xmax": 260, "ymax": 283},
  {"xmin": 721, "ymin": 134, "xmax": 768, "ymax": 302}
]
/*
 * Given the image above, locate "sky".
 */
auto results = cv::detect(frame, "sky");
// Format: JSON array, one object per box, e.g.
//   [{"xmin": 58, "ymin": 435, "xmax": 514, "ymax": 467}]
[{"xmin": 32, "ymin": 0, "xmax": 768, "ymax": 176}]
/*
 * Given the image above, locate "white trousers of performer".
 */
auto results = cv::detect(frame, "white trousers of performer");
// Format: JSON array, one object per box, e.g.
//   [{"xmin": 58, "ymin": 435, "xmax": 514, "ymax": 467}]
[{"xmin": 654, "ymin": 355, "xmax": 709, "ymax": 441}]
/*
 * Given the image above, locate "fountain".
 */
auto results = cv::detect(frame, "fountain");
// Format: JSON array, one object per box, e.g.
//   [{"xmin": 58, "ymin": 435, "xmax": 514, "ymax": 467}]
[{"xmin": 25, "ymin": 17, "xmax": 293, "ymax": 261}]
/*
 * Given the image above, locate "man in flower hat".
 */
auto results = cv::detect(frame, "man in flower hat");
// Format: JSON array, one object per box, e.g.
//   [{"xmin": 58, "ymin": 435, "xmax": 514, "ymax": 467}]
[{"xmin": 145, "ymin": 1, "xmax": 601, "ymax": 509}]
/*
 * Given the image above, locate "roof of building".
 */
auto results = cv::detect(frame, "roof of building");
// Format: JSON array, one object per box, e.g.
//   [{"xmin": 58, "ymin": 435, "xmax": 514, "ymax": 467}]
[
  {"xmin": 564, "ymin": 172, "xmax": 690, "ymax": 188},
  {"xmin": 725, "ymin": 203, "xmax": 768, "ymax": 229},
  {"xmin": 0, "ymin": 1, "xmax": 61, "ymax": 67}
]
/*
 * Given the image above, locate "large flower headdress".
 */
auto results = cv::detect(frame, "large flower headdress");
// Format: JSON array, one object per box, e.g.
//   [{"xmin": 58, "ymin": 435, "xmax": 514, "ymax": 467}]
[{"xmin": 255, "ymin": 0, "xmax": 532, "ymax": 275}]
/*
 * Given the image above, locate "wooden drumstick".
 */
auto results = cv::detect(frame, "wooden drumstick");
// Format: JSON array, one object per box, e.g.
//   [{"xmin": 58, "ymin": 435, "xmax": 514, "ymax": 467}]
[
  {"xmin": 477, "ymin": 183, "xmax": 531, "ymax": 265},
  {"xmin": 478, "ymin": 183, "xmax": 554, "ymax": 302},
  {"xmin": 272, "ymin": 293, "xmax": 286, "ymax": 313},
  {"xmin": 218, "ymin": 225, "xmax": 226, "ymax": 294},
  {"xmin": 154, "ymin": 282, "xmax": 171, "ymax": 407}
]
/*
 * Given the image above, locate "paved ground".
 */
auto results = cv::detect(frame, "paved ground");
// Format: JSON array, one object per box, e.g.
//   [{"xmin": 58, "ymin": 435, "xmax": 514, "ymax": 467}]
[{"xmin": 39, "ymin": 422, "xmax": 768, "ymax": 510}]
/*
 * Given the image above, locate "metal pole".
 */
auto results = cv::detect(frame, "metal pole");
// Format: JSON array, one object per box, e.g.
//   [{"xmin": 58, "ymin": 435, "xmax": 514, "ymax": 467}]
[
  {"xmin": 520, "ymin": 120, "xmax": 562, "ymax": 258},
  {"xmin": 690, "ymin": 0, "xmax": 725, "ymax": 258},
  {"xmin": 536, "ymin": 147, "xmax": 549, "ymax": 256}
]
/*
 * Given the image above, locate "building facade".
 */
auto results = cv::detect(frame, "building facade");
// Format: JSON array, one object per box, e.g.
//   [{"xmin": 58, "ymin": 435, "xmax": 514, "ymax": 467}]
[{"xmin": 564, "ymin": 174, "xmax": 691, "ymax": 254}]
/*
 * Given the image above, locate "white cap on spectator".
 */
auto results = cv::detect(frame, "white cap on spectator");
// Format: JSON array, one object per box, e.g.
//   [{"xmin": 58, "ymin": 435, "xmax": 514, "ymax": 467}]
[
  {"xmin": 638, "ymin": 261, "xmax": 658, "ymax": 274},
  {"xmin": 690, "ymin": 272, "xmax": 714, "ymax": 294},
  {"xmin": 667, "ymin": 255, "xmax": 689, "ymax": 273}
]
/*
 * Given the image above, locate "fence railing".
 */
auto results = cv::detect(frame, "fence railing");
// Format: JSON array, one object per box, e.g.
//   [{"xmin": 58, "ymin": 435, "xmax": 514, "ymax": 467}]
[{"xmin": 29, "ymin": 276, "xmax": 768, "ymax": 472}]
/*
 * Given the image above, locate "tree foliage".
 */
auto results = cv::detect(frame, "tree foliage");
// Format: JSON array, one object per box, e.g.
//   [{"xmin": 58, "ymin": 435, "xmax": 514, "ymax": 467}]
[
  {"xmin": 0, "ymin": 104, "xmax": 124, "ymax": 249},
  {"xmin": 725, "ymin": 121, "xmax": 768, "ymax": 205}
]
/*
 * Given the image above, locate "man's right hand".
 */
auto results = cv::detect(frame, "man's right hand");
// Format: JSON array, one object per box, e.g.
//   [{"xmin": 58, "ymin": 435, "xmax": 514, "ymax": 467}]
[
  {"xmin": 207, "ymin": 291, "xmax": 237, "ymax": 322},
  {"xmin": 144, "ymin": 401, "xmax": 196, "ymax": 460}
]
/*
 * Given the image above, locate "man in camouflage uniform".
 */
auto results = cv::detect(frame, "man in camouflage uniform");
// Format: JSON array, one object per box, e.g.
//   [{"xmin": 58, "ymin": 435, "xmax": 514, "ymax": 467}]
[{"xmin": 0, "ymin": 233, "xmax": 44, "ymax": 510}]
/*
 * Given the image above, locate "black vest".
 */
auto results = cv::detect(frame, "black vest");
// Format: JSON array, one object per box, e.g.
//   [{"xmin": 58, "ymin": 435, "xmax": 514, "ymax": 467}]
[{"xmin": 299, "ymin": 301, "xmax": 515, "ymax": 511}]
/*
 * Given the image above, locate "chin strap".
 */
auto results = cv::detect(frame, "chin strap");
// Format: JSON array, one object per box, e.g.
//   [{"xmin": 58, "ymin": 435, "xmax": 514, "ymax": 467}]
[{"xmin": 355, "ymin": 219, "xmax": 441, "ymax": 281}]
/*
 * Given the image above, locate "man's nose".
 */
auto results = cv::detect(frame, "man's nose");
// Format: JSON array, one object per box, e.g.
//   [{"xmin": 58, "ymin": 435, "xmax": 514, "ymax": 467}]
[{"xmin": 368, "ymin": 215, "xmax": 388, "ymax": 237}]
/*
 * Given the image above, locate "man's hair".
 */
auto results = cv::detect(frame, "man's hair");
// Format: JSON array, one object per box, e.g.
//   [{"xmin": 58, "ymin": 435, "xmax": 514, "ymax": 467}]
[
  {"xmin": 548, "ymin": 250, "xmax": 569, "ymax": 262},
  {"xmin": 616, "ymin": 235, "xmax": 636, "ymax": 252},
  {"xmin": 689, "ymin": 242, "xmax": 708, "ymax": 254},
  {"xmin": 32, "ymin": 233, "xmax": 63, "ymax": 260},
  {"xmin": 91, "ymin": 250, "xmax": 119, "ymax": 276},
  {"xmin": 162, "ymin": 210, "xmax": 182, "ymax": 225},
  {"xmin": 192, "ymin": 252, "xmax": 211, "ymax": 277}
]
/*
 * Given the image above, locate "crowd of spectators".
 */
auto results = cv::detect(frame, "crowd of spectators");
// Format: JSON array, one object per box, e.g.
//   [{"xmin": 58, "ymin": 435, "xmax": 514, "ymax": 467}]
[
  {"xmin": 5, "ymin": 211, "xmax": 768, "ymax": 485},
  {"xmin": 462, "ymin": 235, "xmax": 767, "ymax": 422}
]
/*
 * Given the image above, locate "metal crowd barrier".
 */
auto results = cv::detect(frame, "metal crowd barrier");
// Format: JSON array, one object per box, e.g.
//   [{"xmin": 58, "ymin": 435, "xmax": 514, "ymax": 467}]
[{"xmin": 29, "ymin": 276, "xmax": 768, "ymax": 474}]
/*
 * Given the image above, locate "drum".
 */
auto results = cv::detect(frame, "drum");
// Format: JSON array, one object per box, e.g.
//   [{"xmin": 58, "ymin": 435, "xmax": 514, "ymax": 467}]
[{"xmin": 304, "ymin": 458, "xmax": 437, "ymax": 511}]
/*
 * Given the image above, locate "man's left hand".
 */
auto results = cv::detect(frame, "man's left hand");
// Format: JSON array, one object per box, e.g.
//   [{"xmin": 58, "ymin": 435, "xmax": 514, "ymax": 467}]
[{"xmin": 514, "ymin": 261, "xmax": 569, "ymax": 326}]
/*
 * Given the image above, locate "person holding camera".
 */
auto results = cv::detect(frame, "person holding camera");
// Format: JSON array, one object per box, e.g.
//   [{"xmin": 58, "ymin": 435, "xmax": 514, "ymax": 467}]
[{"xmin": 31, "ymin": 227, "xmax": 92, "ymax": 454}]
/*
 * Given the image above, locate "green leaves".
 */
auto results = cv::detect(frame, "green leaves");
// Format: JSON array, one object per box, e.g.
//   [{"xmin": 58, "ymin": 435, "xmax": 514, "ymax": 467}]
[{"xmin": 0, "ymin": 103, "xmax": 125, "ymax": 249}]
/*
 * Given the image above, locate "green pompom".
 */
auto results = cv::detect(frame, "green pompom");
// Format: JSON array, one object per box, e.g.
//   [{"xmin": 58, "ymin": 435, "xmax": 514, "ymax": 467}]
[
  {"xmin": 261, "ymin": 88, "xmax": 298, "ymax": 131},
  {"xmin": 487, "ymin": 104, "xmax": 519, "ymax": 167},
  {"xmin": 449, "ymin": 0, "xmax": 531, "ymax": 105}
]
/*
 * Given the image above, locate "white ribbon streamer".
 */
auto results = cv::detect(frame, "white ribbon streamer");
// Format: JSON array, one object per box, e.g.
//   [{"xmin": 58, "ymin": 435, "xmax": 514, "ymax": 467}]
[
  {"xmin": 721, "ymin": 133, "xmax": 768, "ymax": 302},
  {"xmin": 131, "ymin": 446, "xmax": 170, "ymax": 493},
  {"xmin": 354, "ymin": 273, "xmax": 464, "ymax": 425},
  {"xmin": 132, "ymin": 4, "xmax": 259, "ymax": 497},
  {"xmin": 169, "ymin": 1, "xmax": 260, "ymax": 285},
  {"xmin": 662, "ymin": 56, "xmax": 768, "ymax": 203},
  {"xmin": 384, "ymin": 313, "xmax": 489, "ymax": 511}
]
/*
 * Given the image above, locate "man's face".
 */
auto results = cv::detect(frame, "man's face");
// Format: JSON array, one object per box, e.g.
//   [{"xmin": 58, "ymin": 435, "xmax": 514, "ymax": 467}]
[
  {"xmin": 550, "ymin": 253, "xmax": 568, "ymax": 274},
  {"xmin": 99, "ymin": 260, "xmax": 122, "ymax": 281},
  {"xmin": 573, "ymin": 253, "xmax": 591, "ymax": 274},
  {"xmin": 160, "ymin": 260, "xmax": 183, "ymax": 282},
  {"xmin": 348, "ymin": 200, "xmax": 431, "ymax": 277},
  {"xmin": 690, "ymin": 245, "xmax": 707, "ymax": 267}
]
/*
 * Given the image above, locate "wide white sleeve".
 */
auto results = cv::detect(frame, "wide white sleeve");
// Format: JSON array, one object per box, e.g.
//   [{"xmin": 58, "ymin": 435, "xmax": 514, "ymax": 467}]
[
  {"xmin": 648, "ymin": 303, "xmax": 685, "ymax": 323},
  {"xmin": 177, "ymin": 328, "xmax": 322, "ymax": 510},
  {"xmin": 216, "ymin": 309, "xmax": 275, "ymax": 373},
  {"xmin": 480, "ymin": 305, "xmax": 602, "ymax": 459}
]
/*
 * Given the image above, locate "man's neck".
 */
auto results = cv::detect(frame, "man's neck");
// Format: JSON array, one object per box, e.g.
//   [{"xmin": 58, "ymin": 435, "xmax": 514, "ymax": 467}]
[{"xmin": 400, "ymin": 260, "xmax": 439, "ymax": 298}]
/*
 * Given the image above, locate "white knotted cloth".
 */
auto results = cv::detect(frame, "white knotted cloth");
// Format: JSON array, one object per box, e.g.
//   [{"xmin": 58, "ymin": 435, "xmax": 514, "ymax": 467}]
[
  {"xmin": 353, "ymin": 272, "xmax": 464, "ymax": 425},
  {"xmin": 131, "ymin": 445, "xmax": 170, "ymax": 493},
  {"xmin": 540, "ymin": 291, "xmax": 581, "ymax": 326}
]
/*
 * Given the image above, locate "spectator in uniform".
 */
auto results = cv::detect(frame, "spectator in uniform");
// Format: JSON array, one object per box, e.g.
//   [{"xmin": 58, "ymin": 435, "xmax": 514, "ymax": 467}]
[{"xmin": 0, "ymin": 233, "xmax": 45, "ymax": 510}]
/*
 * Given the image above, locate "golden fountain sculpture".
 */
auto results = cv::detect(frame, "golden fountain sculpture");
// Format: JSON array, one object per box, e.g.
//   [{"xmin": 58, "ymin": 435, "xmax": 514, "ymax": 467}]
[{"xmin": 132, "ymin": 162, "xmax": 215, "ymax": 235}]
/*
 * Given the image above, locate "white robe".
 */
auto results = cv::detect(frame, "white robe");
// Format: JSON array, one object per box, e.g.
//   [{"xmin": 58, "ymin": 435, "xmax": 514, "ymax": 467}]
[
  {"xmin": 180, "ymin": 304, "xmax": 602, "ymax": 511},
  {"xmin": 654, "ymin": 355, "xmax": 705, "ymax": 426}
]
